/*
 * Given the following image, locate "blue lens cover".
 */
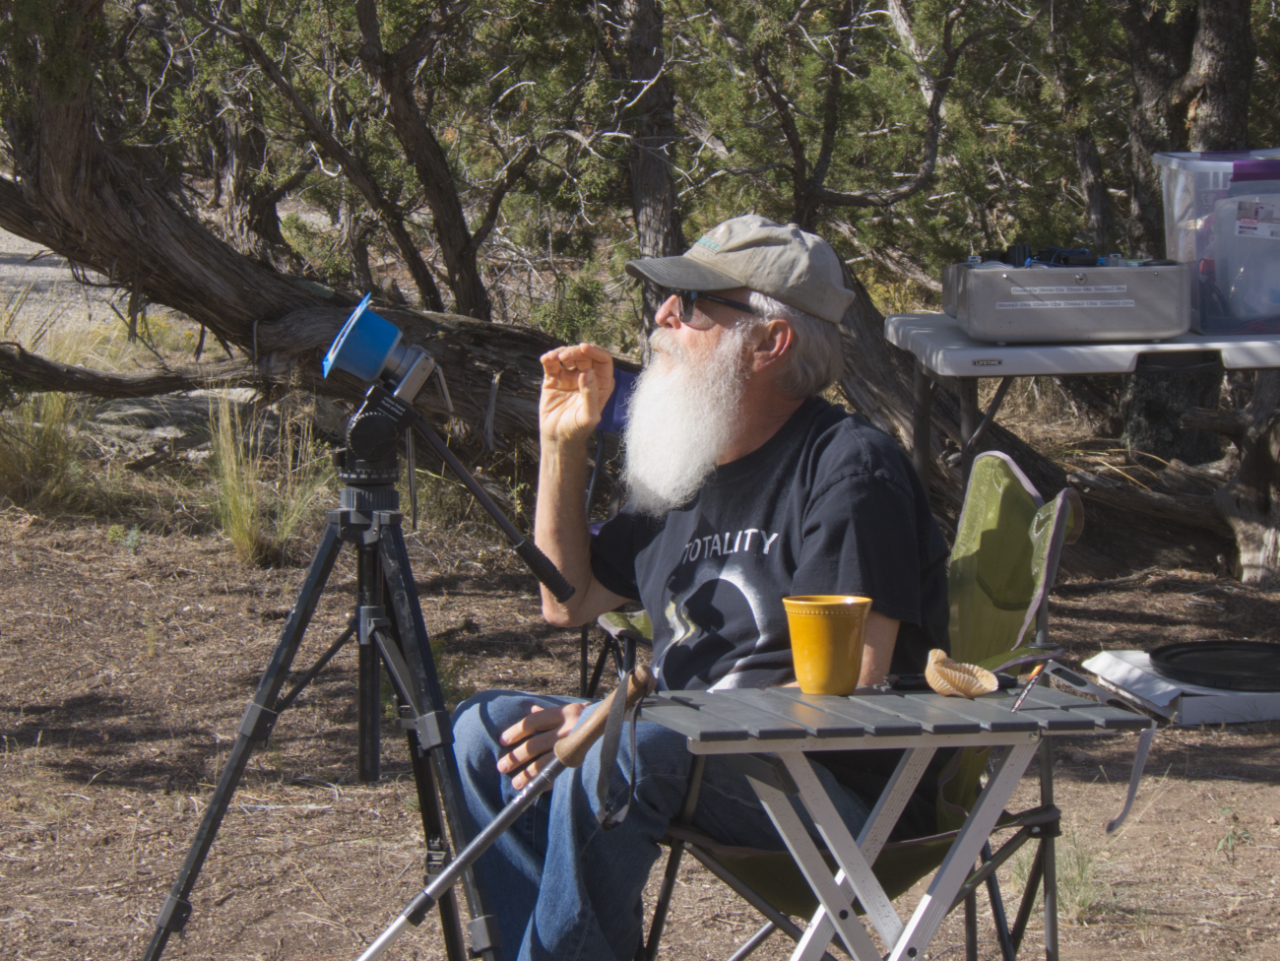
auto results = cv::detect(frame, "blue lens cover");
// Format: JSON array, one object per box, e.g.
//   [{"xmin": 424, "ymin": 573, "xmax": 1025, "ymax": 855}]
[{"xmin": 323, "ymin": 294, "xmax": 401, "ymax": 382}]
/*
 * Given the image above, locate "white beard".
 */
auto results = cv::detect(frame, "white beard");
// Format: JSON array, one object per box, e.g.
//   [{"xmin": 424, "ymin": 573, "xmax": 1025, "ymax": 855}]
[{"xmin": 621, "ymin": 327, "xmax": 751, "ymax": 517}]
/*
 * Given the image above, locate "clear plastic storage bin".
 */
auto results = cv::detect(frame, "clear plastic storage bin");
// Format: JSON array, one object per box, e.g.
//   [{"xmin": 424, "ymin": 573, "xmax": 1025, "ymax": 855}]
[{"xmin": 1154, "ymin": 150, "xmax": 1280, "ymax": 332}]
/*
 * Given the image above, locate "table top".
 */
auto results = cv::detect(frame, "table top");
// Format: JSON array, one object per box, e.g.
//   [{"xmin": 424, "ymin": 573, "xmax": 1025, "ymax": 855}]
[
  {"xmin": 885, "ymin": 313, "xmax": 1280, "ymax": 377},
  {"xmin": 638, "ymin": 686, "xmax": 1147, "ymax": 753}
]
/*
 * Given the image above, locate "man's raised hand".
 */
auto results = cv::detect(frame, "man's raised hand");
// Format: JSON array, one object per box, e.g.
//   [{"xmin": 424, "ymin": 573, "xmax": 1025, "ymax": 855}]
[{"xmin": 539, "ymin": 343, "xmax": 615, "ymax": 445}]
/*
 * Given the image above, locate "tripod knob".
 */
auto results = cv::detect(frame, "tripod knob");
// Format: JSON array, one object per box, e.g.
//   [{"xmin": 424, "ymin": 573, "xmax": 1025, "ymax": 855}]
[{"xmin": 348, "ymin": 410, "xmax": 400, "ymax": 463}]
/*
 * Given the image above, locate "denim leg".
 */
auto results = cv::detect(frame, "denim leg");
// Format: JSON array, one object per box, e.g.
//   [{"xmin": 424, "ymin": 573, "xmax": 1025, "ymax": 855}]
[
  {"xmin": 452, "ymin": 690, "xmax": 872, "ymax": 961},
  {"xmin": 452, "ymin": 690, "xmax": 570, "ymax": 956}
]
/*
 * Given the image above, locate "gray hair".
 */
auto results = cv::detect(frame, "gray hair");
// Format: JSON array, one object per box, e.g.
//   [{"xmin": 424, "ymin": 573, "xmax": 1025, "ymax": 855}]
[{"xmin": 746, "ymin": 291, "xmax": 845, "ymax": 396}]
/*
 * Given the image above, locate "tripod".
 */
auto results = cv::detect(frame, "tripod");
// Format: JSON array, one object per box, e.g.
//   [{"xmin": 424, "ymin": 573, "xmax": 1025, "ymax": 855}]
[{"xmin": 143, "ymin": 383, "xmax": 574, "ymax": 961}]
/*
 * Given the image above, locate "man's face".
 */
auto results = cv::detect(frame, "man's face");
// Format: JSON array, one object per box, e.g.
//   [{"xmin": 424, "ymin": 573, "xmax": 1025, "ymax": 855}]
[
  {"xmin": 651, "ymin": 287, "xmax": 759, "ymax": 364},
  {"xmin": 620, "ymin": 301, "xmax": 758, "ymax": 517}
]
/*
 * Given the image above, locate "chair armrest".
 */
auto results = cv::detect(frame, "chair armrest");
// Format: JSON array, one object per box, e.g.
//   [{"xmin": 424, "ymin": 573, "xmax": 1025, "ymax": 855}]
[{"xmin": 597, "ymin": 609, "xmax": 653, "ymax": 648}]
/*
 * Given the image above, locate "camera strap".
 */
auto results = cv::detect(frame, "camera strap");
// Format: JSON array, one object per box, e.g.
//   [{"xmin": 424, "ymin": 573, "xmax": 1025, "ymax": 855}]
[{"xmin": 594, "ymin": 669, "xmax": 640, "ymax": 830}]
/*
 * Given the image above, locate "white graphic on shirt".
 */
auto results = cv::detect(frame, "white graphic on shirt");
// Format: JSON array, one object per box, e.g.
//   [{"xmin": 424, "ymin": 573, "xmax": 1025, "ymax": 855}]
[
  {"xmin": 654, "ymin": 560, "xmax": 773, "ymax": 691},
  {"xmin": 679, "ymin": 528, "xmax": 779, "ymax": 563}
]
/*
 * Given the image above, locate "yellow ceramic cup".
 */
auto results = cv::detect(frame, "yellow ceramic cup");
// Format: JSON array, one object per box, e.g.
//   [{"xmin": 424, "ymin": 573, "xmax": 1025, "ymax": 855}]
[{"xmin": 782, "ymin": 595, "xmax": 872, "ymax": 696}]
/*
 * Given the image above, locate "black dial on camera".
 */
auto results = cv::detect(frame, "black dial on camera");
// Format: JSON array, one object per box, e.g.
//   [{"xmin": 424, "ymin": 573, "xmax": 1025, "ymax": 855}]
[{"xmin": 347, "ymin": 410, "xmax": 400, "ymax": 463}]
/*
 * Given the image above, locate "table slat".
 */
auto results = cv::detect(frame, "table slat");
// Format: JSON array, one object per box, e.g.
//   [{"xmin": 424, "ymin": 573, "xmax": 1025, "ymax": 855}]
[
  {"xmin": 851, "ymin": 690, "xmax": 983, "ymax": 734},
  {"xmin": 638, "ymin": 697, "xmax": 749, "ymax": 742},
  {"xmin": 1003, "ymin": 686, "xmax": 1146, "ymax": 731},
  {"xmin": 771, "ymin": 689, "xmax": 923, "ymax": 737},
  {"xmin": 1013, "ymin": 686, "xmax": 1099, "ymax": 710},
  {"xmin": 1060, "ymin": 704, "xmax": 1152, "ymax": 732},
  {"xmin": 733, "ymin": 689, "xmax": 867, "ymax": 738},
  {"xmin": 668, "ymin": 691, "xmax": 812, "ymax": 741},
  {"xmin": 909, "ymin": 692, "xmax": 1042, "ymax": 732}
]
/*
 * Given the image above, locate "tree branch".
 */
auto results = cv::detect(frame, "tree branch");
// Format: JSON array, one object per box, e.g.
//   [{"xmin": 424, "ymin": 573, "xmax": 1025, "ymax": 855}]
[
  {"xmin": 0, "ymin": 343, "xmax": 262, "ymax": 398},
  {"xmin": 1066, "ymin": 469, "xmax": 1233, "ymax": 538},
  {"xmin": 175, "ymin": 0, "xmax": 446, "ymax": 310}
]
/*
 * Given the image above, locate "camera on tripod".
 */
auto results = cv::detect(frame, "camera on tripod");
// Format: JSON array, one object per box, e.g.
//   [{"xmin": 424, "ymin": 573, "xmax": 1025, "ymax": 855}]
[{"xmin": 324, "ymin": 293, "xmax": 453, "ymax": 492}]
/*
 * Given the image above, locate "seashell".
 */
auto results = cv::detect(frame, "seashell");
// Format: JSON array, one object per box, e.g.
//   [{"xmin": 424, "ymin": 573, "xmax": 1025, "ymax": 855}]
[{"xmin": 925, "ymin": 648, "xmax": 999, "ymax": 698}]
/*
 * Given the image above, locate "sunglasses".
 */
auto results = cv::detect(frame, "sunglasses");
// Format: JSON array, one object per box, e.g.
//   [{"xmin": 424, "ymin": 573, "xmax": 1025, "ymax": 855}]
[{"xmin": 669, "ymin": 290, "xmax": 760, "ymax": 328}]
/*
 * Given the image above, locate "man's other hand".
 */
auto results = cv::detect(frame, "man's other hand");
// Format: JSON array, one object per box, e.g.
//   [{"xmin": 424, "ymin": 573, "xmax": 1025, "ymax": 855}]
[
  {"xmin": 496, "ymin": 702, "xmax": 588, "ymax": 789},
  {"xmin": 539, "ymin": 343, "xmax": 614, "ymax": 445}
]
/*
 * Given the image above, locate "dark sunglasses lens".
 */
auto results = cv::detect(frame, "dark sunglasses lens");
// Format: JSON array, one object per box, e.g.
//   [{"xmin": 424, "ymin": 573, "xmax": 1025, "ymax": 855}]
[{"xmin": 681, "ymin": 291, "xmax": 698, "ymax": 320}]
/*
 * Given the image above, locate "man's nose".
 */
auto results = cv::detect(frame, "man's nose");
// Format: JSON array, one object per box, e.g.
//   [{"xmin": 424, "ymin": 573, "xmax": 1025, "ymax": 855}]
[{"xmin": 655, "ymin": 294, "xmax": 682, "ymax": 328}]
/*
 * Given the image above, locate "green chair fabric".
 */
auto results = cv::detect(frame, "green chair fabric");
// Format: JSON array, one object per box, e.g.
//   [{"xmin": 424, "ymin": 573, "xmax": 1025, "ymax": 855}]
[
  {"xmin": 948, "ymin": 451, "xmax": 1083, "ymax": 672},
  {"xmin": 937, "ymin": 452, "xmax": 1082, "ymax": 835},
  {"xmin": 628, "ymin": 451, "xmax": 1084, "ymax": 959}
]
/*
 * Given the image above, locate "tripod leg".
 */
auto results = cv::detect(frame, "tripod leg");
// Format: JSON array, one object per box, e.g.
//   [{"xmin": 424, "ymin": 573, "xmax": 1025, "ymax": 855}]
[
  {"xmin": 378, "ymin": 520, "xmax": 503, "ymax": 961},
  {"xmin": 142, "ymin": 521, "xmax": 345, "ymax": 961},
  {"xmin": 357, "ymin": 544, "xmax": 383, "ymax": 783},
  {"xmin": 365, "ymin": 562, "xmax": 470, "ymax": 961}
]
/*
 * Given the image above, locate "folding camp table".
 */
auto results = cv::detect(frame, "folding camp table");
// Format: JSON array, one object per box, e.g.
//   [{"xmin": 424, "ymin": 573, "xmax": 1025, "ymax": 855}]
[
  {"xmin": 639, "ymin": 686, "xmax": 1148, "ymax": 961},
  {"xmin": 884, "ymin": 313, "xmax": 1280, "ymax": 481}
]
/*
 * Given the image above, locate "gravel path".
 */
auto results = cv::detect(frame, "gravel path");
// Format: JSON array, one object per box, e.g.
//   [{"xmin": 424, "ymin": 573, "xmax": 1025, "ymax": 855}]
[{"xmin": 1, "ymin": 227, "xmax": 122, "ymax": 335}]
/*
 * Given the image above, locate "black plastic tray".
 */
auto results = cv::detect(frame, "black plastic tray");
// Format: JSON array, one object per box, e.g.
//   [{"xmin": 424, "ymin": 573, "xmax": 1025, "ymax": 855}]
[{"xmin": 1149, "ymin": 641, "xmax": 1280, "ymax": 692}]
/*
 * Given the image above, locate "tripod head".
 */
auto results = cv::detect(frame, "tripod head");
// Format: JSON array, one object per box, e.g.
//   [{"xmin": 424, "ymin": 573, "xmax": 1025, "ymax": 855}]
[{"xmin": 324, "ymin": 295, "xmax": 576, "ymax": 603}]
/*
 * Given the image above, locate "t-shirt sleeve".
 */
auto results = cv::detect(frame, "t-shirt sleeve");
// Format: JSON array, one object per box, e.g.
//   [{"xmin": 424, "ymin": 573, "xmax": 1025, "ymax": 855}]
[
  {"xmin": 589, "ymin": 511, "xmax": 645, "ymax": 601},
  {"xmin": 791, "ymin": 467, "xmax": 926, "ymax": 627}
]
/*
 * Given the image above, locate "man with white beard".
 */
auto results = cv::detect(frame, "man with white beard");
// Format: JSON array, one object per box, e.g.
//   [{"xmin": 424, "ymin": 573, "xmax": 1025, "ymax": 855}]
[{"xmin": 451, "ymin": 215, "xmax": 949, "ymax": 961}]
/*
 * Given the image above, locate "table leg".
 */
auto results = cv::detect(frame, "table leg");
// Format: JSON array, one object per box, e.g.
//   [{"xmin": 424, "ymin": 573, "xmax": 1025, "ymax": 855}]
[
  {"xmin": 787, "ymin": 748, "xmax": 937, "ymax": 961},
  {"xmin": 959, "ymin": 377, "xmax": 979, "ymax": 481},
  {"xmin": 887, "ymin": 741, "xmax": 1040, "ymax": 961},
  {"xmin": 747, "ymin": 776, "xmax": 884, "ymax": 961},
  {"xmin": 912, "ymin": 361, "xmax": 937, "ymax": 486},
  {"xmin": 782, "ymin": 755, "xmax": 907, "ymax": 948},
  {"xmin": 857, "ymin": 747, "xmax": 938, "ymax": 858},
  {"xmin": 1040, "ymin": 737, "xmax": 1059, "ymax": 961}
]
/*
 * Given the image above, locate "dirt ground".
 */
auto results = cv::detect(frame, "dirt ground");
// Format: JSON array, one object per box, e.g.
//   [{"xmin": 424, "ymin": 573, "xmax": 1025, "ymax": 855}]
[{"xmin": 2, "ymin": 506, "xmax": 1278, "ymax": 961}]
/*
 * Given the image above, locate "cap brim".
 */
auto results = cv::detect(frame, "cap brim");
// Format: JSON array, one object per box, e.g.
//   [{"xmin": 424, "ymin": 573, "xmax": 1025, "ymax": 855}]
[{"xmin": 624, "ymin": 257, "xmax": 744, "ymax": 291}]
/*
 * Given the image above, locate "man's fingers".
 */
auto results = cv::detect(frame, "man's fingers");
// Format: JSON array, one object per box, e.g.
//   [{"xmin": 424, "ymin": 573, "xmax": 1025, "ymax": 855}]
[
  {"xmin": 498, "ymin": 704, "xmax": 564, "ymax": 748},
  {"xmin": 510, "ymin": 754, "xmax": 550, "ymax": 790},
  {"xmin": 497, "ymin": 729, "xmax": 557, "ymax": 775}
]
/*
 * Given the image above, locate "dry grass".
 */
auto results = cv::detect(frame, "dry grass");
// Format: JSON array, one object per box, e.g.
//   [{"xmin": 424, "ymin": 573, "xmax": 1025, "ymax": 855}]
[{"xmin": 209, "ymin": 393, "xmax": 335, "ymax": 566}]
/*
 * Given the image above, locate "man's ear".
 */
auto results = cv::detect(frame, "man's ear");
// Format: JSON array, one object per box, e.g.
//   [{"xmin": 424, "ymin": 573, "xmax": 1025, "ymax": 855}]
[{"xmin": 750, "ymin": 318, "xmax": 793, "ymax": 373}]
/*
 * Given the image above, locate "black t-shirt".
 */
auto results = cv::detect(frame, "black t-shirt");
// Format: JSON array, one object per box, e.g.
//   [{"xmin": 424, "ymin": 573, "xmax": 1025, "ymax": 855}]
[
  {"xmin": 590, "ymin": 397, "xmax": 952, "ymax": 837},
  {"xmin": 591, "ymin": 397, "xmax": 950, "ymax": 692}
]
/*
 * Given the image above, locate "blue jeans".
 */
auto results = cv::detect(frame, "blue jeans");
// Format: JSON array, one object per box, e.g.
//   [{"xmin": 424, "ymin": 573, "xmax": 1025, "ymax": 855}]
[{"xmin": 451, "ymin": 691, "xmax": 872, "ymax": 961}]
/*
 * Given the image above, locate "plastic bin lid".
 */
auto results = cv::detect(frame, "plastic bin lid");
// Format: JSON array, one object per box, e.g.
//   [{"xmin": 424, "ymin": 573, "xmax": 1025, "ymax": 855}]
[
  {"xmin": 1230, "ymin": 159, "xmax": 1280, "ymax": 182},
  {"xmin": 1153, "ymin": 148, "xmax": 1280, "ymax": 171}
]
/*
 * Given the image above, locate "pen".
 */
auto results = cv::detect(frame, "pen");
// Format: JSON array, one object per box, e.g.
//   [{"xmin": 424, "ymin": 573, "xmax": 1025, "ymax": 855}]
[{"xmin": 1009, "ymin": 663, "xmax": 1046, "ymax": 712}]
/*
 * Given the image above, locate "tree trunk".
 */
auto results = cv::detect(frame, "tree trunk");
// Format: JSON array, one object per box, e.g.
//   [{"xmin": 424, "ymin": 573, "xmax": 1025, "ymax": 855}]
[
  {"xmin": 1073, "ymin": 129, "xmax": 1116, "ymax": 251},
  {"xmin": 1184, "ymin": 372, "xmax": 1280, "ymax": 586},
  {"xmin": 621, "ymin": 0, "xmax": 683, "ymax": 340},
  {"xmin": 1047, "ymin": 17, "xmax": 1116, "ymax": 251},
  {"xmin": 1111, "ymin": 0, "xmax": 1255, "ymax": 466}
]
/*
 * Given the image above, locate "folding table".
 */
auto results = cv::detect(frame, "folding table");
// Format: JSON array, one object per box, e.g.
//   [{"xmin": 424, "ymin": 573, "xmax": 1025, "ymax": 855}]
[
  {"xmin": 884, "ymin": 313, "xmax": 1280, "ymax": 481},
  {"xmin": 639, "ymin": 685, "xmax": 1148, "ymax": 961}
]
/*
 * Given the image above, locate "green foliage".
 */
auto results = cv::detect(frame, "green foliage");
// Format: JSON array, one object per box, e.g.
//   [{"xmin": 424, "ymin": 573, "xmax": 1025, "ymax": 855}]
[
  {"xmin": 529, "ymin": 274, "xmax": 608, "ymax": 345},
  {"xmin": 1216, "ymin": 807, "xmax": 1252, "ymax": 864},
  {"xmin": 281, "ymin": 213, "xmax": 353, "ymax": 286},
  {"xmin": 5, "ymin": 0, "xmax": 1280, "ymax": 337}
]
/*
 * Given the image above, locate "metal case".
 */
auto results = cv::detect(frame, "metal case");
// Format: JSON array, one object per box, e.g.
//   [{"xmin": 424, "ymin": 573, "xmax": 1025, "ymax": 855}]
[{"xmin": 942, "ymin": 263, "xmax": 1191, "ymax": 344}]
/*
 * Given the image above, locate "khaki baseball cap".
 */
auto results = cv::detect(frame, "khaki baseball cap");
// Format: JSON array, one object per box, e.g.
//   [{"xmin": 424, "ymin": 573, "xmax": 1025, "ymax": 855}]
[{"xmin": 624, "ymin": 214, "xmax": 855, "ymax": 324}]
